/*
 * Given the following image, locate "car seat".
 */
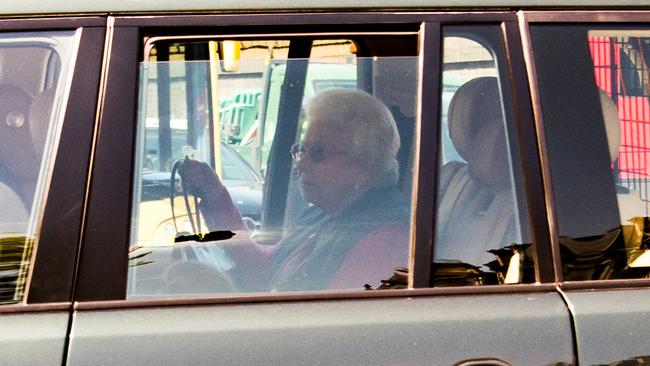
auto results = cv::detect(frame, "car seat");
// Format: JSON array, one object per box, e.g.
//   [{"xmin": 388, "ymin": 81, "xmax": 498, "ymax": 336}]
[
  {"xmin": 0, "ymin": 181, "xmax": 28, "ymax": 233},
  {"xmin": 434, "ymin": 77, "xmax": 518, "ymax": 269},
  {"xmin": 28, "ymin": 88, "xmax": 55, "ymax": 160},
  {"xmin": 0, "ymin": 84, "xmax": 35, "ymax": 226},
  {"xmin": 599, "ymin": 89, "xmax": 646, "ymax": 222},
  {"xmin": 0, "ymin": 87, "xmax": 55, "ymax": 233}
]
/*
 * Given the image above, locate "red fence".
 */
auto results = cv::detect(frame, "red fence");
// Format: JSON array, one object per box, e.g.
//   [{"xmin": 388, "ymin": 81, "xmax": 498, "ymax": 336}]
[{"xmin": 589, "ymin": 36, "xmax": 650, "ymax": 208}]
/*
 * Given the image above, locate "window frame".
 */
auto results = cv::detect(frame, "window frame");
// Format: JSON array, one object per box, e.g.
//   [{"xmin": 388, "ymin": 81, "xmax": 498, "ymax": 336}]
[
  {"xmin": 75, "ymin": 11, "xmax": 553, "ymax": 305},
  {"xmin": 0, "ymin": 16, "xmax": 106, "ymax": 309},
  {"xmin": 521, "ymin": 11, "xmax": 650, "ymax": 290}
]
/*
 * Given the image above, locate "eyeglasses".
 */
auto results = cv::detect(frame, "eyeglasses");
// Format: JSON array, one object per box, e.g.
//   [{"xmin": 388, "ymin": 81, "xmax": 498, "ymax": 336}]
[{"xmin": 290, "ymin": 143, "xmax": 346, "ymax": 163}]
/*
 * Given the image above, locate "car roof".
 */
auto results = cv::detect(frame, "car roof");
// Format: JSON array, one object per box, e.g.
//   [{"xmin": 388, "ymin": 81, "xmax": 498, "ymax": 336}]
[{"xmin": 3, "ymin": 0, "xmax": 650, "ymax": 16}]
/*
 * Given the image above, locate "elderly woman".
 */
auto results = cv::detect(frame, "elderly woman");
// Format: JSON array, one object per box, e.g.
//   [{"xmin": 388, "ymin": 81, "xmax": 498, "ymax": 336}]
[{"xmin": 185, "ymin": 89, "xmax": 409, "ymax": 292}]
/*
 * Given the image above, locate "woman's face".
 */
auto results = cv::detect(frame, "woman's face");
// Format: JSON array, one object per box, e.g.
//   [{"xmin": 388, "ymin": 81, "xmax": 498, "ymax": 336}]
[{"xmin": 295, "ymin": 123, "xmax": 372, "ymax": 215}]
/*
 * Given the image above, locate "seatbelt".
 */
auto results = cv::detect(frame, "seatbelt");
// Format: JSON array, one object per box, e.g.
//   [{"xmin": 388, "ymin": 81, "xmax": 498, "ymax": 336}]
[{"xmin": 436, "ymin": 161, "xmax": 471, "ymax": 241}]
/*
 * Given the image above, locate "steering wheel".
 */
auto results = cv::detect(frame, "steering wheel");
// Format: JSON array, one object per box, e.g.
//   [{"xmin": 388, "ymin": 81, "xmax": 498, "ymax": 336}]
[{"xmin": 170, "ymin": 155, "xmax": 202, "ymax": 237}]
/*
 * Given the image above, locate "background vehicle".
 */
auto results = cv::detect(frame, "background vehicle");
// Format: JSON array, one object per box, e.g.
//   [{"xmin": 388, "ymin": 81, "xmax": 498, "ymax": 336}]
[
  {"xmin": 138, "ymin": 140, "xmax": 262, "ymax": 243},
  {"xmin": 220, "ymin": 61, "xmax": 357, "ymax": 173}
]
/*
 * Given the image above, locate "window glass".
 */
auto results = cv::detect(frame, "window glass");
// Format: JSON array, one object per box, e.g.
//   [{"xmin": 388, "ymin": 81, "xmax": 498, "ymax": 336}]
[
  {"xmin": 0, "ymin": 30, "xmax": 79, "ymax": 303},
  {"xmin": 434, "ymin": 26, "xmax": 534, "ymax": 286},
  {"xmin": 588, "ymin": 31, "xmax": 650, "ymax": 220},
  {"xmin": 531, "ymin": 25, "xmax": 650, "ymax": 281},
  {"xmin": 129, "ymin": 38, "xmax": 417, "ymax": 298}
]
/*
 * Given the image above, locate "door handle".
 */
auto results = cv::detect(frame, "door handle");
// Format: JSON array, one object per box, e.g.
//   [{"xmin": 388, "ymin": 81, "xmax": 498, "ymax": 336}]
[{"xmin": 454, "ymin": 358, "xmax": 511, "ymax": 366}]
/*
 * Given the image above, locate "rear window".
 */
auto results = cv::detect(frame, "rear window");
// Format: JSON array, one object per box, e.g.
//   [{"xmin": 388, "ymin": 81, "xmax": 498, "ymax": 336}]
[{"xmin": 531, "ymin": 25, "xmax": 650, "ymax": 281}]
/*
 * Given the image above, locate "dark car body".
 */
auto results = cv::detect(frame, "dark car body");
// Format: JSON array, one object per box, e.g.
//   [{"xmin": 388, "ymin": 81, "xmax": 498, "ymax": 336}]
[{"xmin": 1, "ymin": 3, "xmax": 650, "ymax": 365}]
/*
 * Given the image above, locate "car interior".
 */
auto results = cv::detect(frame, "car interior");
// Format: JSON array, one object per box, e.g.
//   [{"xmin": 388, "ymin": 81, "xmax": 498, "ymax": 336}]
[
  {"xmin": 0, "ymin": 41, "xmax": 57, "ymax": 233},
  {"xmin": 128, "ymin": 29, "xmax": 423, "ymax": 296},
  {"xmin": 126, "ymin": 24, "xmax": 550, "ymax": 296}
]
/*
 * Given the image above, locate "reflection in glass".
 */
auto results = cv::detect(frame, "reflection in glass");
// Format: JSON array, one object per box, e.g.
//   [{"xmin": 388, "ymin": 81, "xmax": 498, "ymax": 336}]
[
  {"xmin": 587, "ymin": 31, "xmax": 650, "ymax": 280},
  {"xmin": 0, "ymin": 31, "xmax": 79, "ymax": 303},
  {"xmin": 129, "ymin": 56, "xmax": 417, "ymax": 298},
  {"xmin": 531, "ymin": 27, "xmax": 650, "ymax": 281},
  {"xmin": 434, "ymin": 29, "xmax": 533, "ymax": 286}
]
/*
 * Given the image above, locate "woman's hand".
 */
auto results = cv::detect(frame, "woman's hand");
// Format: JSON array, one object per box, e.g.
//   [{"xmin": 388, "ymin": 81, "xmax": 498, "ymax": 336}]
[
  {"xmin": 180, "ymin": 158, "xmax": 227, "ymax": 199},
  {"xmin": 179, "ymin": 158, "xmax": 246, "ymax": 231}
]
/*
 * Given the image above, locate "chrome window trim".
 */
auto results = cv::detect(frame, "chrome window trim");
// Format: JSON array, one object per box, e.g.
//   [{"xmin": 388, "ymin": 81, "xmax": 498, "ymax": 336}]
[
  {"xmin": 0, "ymin": 302, "xmax": 70, "ymax": 314},
  {"xmin": 560, "ymin": 278, "xmax": 650, "ymax": 290},
  {"xmin": 75, "ymin": 283, "xmax": 558, "ymax": 311},
  {"xmin": 517, "ymin": 11, "xmax": 563, "ymax": 282},
  {"xmin": 523, "ymin": 10, "xmax": 650, "ymax": 23}
]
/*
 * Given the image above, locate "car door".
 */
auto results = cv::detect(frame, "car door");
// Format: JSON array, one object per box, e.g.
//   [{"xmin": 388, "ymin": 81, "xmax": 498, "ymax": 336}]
[
  {"xmin": 66, "ymin": 12, "xmax": 574, "ymax": 365},
  {"xmin": 525, "ymin": 11, "xmax": 650, "ymax": 365},
  {"xmin": 0, "ymin": 16, "xmax": 104, "ymax": 365}
]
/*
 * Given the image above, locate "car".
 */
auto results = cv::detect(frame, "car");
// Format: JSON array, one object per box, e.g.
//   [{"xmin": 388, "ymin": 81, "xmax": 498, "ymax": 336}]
[{"xmin": 2, "ymin": 2, "xmax": 650, "ymax": 365}]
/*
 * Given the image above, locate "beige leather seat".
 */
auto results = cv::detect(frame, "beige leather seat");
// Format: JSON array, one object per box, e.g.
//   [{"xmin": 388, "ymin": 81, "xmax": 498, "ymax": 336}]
[
  {"xmin": 599, "ymin": 89, "xmax": 646, "ymax": 222},
  {"xmin": 28, "ymin": 88, "xmax": 55, "ymax": 157},
  {"xmin": 0, "ymin": 85, "xmax": 34, "ymax": 231},
  {"xmin": 0, "ymin": 86, "xmax": 54, "ymax": 233},
  {"xmin": 0, "ymin": 181, "xmax": 28, "ymax": 233},
  {"xmin": 435, "ymin": 77, "xmax": 517, "ymax": 268}
]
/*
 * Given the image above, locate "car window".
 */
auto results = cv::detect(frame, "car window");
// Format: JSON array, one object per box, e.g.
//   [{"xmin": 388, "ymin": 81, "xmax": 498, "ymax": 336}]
[
  {"xmin": 434, "ymin": 26, "xmax": 535, "ymax": 285},
  {"xmin": 0, "ymin": 30, "xmax": 79, "ymax": 303},
  {"xmin": 531, "ymin": 25, "xmax": 650, "ymax": 281},
  {"xmin": 128, "ymin": 36, "xmax": 418, "ymax": 298}
]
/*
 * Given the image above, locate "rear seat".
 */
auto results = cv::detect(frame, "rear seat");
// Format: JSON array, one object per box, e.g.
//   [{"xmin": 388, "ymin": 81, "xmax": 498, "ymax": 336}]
[{"xmin": 434, "ymin": 77, "xmax": 517, "ymax": 268}]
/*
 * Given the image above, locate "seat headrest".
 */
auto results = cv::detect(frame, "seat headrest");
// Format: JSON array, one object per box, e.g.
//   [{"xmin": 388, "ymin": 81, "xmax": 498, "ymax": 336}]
[
  {"xmin": 599, "ymin": 89, "xmax": 621, "ymax": 162},
  {"xmin": 448, "ymin": 77, "xmax": 509, "ymax": 189},
  {"xmin": 28, "ymin": 89, "xmax": 55, "ymax": 155}
]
